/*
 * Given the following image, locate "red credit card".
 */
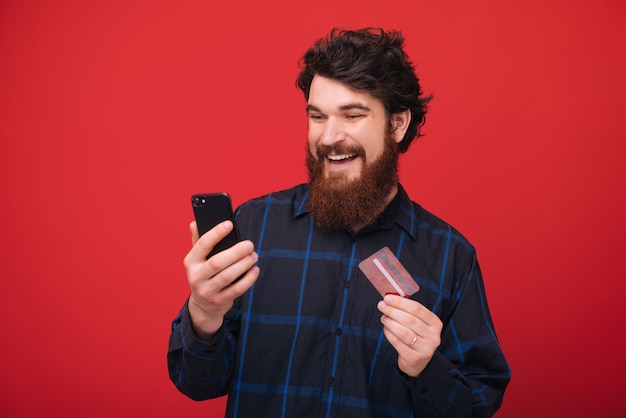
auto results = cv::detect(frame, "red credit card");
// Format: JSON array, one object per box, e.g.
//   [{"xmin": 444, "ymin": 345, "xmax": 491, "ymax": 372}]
[{"xmin": 358, "ymin": 247, "xmax": 420, "ymax": 297}]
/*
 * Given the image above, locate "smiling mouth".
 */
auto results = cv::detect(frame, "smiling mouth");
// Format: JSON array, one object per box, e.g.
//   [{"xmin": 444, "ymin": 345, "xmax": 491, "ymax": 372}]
[{"xmin": 328, "ymin": 154, "xmax": 358, "ymax": 163}]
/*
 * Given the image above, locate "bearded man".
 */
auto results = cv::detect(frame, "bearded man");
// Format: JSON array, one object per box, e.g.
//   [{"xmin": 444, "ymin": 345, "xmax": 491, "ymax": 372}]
[{"xmin": 168, "ymin": 28, "xmax": 510, "ymax": 418}]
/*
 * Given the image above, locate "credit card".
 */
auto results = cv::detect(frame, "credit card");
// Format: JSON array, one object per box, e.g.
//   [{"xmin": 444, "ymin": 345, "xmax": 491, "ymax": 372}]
[{"xmin": 358, "ymin": 247, "xmax": 420, "ymax": 297}]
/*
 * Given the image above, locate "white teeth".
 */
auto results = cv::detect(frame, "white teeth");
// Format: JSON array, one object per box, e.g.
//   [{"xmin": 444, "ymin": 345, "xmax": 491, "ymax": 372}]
[{"xmin": 328, "ymin": 154, "xmax": 355, "ymax": 161}]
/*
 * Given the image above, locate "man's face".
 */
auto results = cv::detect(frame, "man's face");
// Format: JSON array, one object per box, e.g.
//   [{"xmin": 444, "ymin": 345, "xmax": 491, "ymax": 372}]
[
  {"xmin": 305, "ymin": 75, "xmax": 407, "ymax": 231},
  {"xmin": 306, "ymin": 75, "xmax": 393, "ymax": 184}
]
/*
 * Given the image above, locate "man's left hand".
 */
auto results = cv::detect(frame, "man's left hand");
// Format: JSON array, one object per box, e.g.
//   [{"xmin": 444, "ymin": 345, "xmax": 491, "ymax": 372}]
[{"xmin": 377, "ymin": 294, "xmax": 443, "ymax": 378}]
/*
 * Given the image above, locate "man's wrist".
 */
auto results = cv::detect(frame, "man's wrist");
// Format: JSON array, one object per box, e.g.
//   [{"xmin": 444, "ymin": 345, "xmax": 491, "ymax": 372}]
[{"xmin": 187, "ymin": 301, "xmax": 223, "ymax": 342}]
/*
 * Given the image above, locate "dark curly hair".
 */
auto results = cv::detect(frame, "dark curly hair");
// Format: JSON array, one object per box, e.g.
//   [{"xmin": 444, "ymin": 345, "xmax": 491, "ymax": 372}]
[{"xmin": 296, "ymin": 28, "xmax": 432, "ymax": 153}]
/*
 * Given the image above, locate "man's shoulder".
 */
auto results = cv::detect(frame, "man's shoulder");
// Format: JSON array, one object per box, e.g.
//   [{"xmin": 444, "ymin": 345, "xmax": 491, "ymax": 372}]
[
  {"xmin": 233, "ymin": 184, "xmax": 309, "ymax": 239},
  {"xmin": 236, "ymin": 183, "xmax": 308, "ymax": 216},
  {"xmin": 407, "ymin": 196, "xmax": 475, "ymax": 254}
]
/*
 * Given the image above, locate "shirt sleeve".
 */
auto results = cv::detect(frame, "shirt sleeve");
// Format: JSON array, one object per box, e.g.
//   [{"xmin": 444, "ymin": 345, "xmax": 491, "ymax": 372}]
[
  {"xmin": 403, "ymin": 252, "xmax": 511, "ymax": 417},
  {"xmin": 167, "ymin": 301, "xmax": 238, "ymax": 401}
]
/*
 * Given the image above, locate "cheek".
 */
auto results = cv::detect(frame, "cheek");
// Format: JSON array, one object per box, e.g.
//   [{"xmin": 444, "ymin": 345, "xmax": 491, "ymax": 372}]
[
  {"xmin": 362, "ymin": 138, "xmax": 384, "ymax": 162},
  {"xmin": 307, "ymin": 126, "xmax": 320, "ymax": 152},
  {"xmin": 307, "ymin": 136, "xmax": 317, "ymax": 154}
]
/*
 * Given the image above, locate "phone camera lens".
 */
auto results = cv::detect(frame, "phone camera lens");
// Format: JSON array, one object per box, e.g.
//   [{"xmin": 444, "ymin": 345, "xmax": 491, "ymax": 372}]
[{"xmin": 192, "ymin": 196, "xmax": 207, "ymax": 207}]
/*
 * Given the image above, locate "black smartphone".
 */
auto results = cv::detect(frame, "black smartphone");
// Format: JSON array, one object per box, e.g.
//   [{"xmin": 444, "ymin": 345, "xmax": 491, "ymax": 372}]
[{"xmin": 191, "ymin": 193, "xmax": 239, "ymax": 259}]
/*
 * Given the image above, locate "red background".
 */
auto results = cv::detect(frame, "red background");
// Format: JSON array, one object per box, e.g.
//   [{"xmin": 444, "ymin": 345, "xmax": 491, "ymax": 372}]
[{"xmin": 1, "ymin": 1, "xmax": 625, "ymax": 417}]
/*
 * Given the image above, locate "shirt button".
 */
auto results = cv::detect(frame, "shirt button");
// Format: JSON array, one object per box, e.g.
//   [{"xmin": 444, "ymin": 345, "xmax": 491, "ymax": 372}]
[
  {"xmin": 335, "ymin": 328, "xmax": 343, "ymax": 336},
  {"xmin": 329, "ymin": 377, "xmax": 335, "ymax": 386},
  {"xmin": 343, "ymin": 280, "xmax": 351, "ymax": 288}
]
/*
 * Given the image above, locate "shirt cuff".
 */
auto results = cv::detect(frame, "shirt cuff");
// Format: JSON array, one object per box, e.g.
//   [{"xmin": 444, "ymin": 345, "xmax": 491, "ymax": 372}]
[
  {"xmin": 399, "ymin": 350, "xmax": 459, "ymax": 414},
  {"xmin": 180, "ymin": 303, "xmax": 226, "ymax": 355}
]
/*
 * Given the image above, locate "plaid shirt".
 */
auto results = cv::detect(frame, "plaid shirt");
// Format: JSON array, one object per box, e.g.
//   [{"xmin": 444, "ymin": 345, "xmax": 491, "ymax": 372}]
[{"xmin": 168, "ymin": 184, "xmax": 510, "ymax": 417}]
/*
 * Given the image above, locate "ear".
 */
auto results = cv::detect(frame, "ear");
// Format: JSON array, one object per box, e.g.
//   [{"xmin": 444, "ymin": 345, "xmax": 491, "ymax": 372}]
[{"xmin": 391, "ymin": 109, "xmax": 411, "ymax": 144}]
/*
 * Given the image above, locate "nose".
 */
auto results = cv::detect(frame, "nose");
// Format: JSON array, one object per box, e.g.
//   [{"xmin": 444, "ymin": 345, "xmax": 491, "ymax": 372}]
[{"xmin": 319, "ymin": 117, "xmax": 345, "ymax": 146}]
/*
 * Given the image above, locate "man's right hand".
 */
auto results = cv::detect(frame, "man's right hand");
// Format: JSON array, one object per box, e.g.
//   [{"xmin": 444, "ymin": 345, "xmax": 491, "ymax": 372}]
[{"xmin": 183, "ymin": 220, "xmax": 259, "ymax": 342}]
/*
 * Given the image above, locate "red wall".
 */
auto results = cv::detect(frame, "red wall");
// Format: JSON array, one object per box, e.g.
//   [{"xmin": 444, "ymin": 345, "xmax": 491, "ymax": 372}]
[{"xmin": 1, "ymin": 1, "xmax": 625, "ymax": 416}]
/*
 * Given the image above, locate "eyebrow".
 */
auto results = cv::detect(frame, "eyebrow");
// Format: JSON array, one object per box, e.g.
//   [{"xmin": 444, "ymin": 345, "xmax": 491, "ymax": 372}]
[{"xmin": 306, "ymin": 103, "xmax": 372, "ymax": 113}]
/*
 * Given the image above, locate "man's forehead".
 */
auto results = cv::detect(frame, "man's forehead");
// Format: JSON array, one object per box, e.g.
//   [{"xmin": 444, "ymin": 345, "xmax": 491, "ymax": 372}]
[{"xmin": 308, "ymin": 76, "xmax": 380, "ymax": 112}]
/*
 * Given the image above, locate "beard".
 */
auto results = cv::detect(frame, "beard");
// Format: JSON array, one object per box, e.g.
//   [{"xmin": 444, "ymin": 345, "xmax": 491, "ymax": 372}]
[{"xmin": 306, "ymin": 133, "xmax": 399, "ymax": 231}]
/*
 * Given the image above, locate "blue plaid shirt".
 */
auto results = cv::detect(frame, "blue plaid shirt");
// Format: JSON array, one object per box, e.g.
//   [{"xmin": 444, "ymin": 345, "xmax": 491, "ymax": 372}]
[{"xmin": 168, "ymin": 184, "xmax": 510, "ymax": 417}]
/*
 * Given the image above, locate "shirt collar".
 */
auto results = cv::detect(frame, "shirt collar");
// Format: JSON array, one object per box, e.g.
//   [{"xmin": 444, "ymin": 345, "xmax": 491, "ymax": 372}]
[{"xmin": 294, "ymin": 183, "xmax": 417, "ymax": 240}]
